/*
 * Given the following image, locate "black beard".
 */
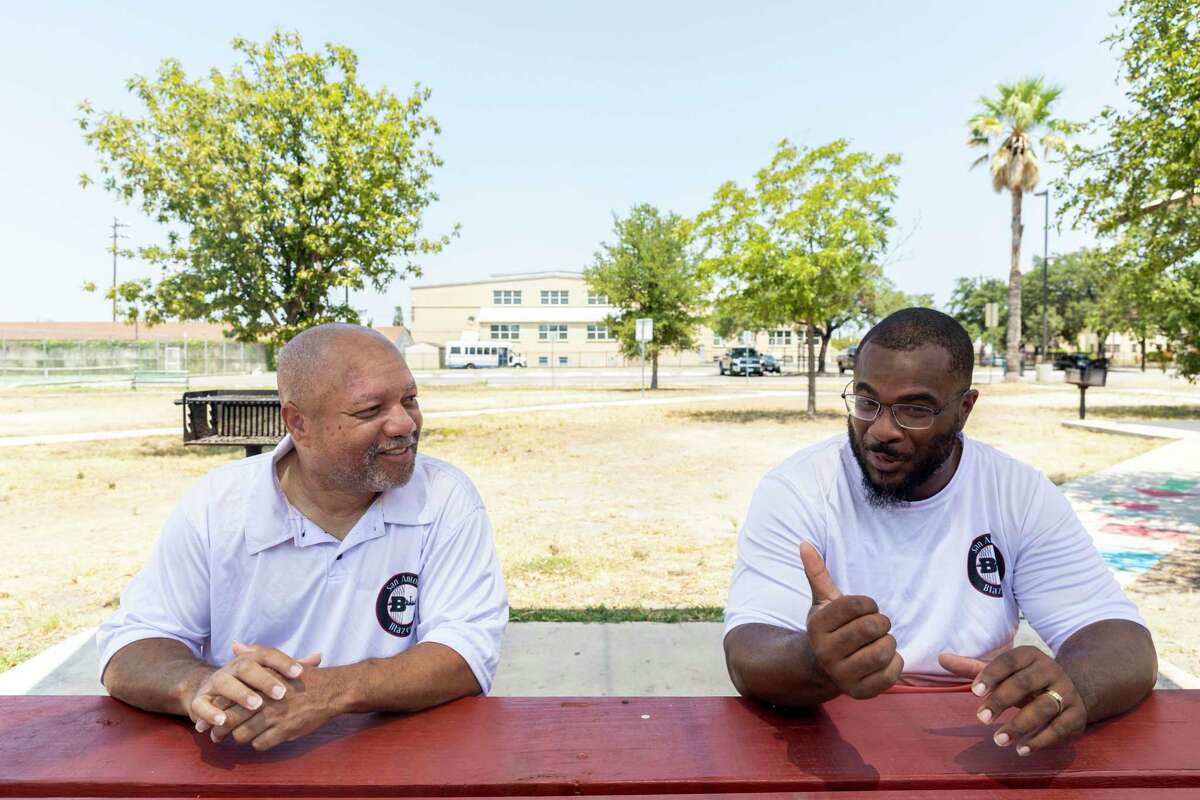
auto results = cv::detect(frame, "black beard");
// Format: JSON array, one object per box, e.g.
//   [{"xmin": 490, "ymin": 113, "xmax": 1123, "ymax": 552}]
[{"xmin": 847, "ymin": 417, "xmax": 960, "ymax": 509}]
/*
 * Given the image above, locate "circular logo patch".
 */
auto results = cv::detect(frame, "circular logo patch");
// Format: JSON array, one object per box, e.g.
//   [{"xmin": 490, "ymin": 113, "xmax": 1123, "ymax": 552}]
[
  {"xmin": 967, "ymin": 533, "xmax": 1006, "ymax": 598},
  {"xmin": 375, "ymin": 572, "xmax": 419, "ymax": 637}
]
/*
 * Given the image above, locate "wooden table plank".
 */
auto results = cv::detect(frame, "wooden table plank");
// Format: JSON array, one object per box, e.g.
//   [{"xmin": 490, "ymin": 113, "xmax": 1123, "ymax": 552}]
[
  {"xmin": 6, "ymin": 793, "xmax": 1200, "ymax": 800},
  {"xmin": 1, "ymin": 694, "xmax": 1198, "ymax": 796}
]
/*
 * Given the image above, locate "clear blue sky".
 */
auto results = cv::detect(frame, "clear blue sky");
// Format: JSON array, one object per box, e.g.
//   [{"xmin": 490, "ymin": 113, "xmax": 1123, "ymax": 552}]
[{"xmin": 0, "ymin": 1, "xmax": 1128, "ymax": 325}]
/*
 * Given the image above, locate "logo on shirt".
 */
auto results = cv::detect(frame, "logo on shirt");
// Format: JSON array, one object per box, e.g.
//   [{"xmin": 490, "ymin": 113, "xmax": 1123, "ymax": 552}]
[
  {"xmin": 375, "ymin": 572, "xmax": 419, "ymax": 637},
  {"xmin": 967, "ymin": 533, "xmax": 1006, "ymax": 598}
]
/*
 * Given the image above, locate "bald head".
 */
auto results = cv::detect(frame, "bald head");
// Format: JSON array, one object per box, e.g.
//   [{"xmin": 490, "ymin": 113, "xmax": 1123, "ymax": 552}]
[{"xmin": 277, "ymin": 323, "xmax": 399, "ymax": 409}]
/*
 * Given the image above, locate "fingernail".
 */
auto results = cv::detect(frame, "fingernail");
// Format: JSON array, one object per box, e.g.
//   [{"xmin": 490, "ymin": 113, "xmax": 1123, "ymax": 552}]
[
  {"xmin": 977, "ymin": 708, "xmax": 993, "ymax": 724},
  {"xmin": 288, "ymin": 664, "xmax": 302, "ymax": 677},
  {"xmin": 1017, "ymin": 745, "xmax": 1031, "ymax": 757},
  {"xmin": 972, "ymin": 682, "xmax": 987, "ymax": 697},
  {"xmin": 994, "ymin": 731, "xmax": 1010, "ymax": 746},
  {"xmin": 210, "ymin": 730, "xmax": 219, "ymax": 743},
  {"xmin": 271, "ymin": 685, "xmax": 285, "ymax": 699},
  {"xmin": 195, "ymin": 720, "xmax": 209, "ymax": 732},
  {"xmin": 246, "ymin": 694, "xmax": 262, "ymax": 709},
  {"xmin": 214, "ymin": 712, "xmax": 226, "ymax": 726}
]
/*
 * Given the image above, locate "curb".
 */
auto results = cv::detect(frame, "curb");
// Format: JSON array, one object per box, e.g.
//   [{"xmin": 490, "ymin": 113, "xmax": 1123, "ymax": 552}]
[{"xmin": 0, "ymin": 629, "xmax": 97, "ymax": 694}]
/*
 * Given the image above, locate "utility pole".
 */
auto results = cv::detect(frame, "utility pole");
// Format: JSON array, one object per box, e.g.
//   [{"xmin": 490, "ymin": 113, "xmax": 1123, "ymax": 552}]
[
  {"xmin": 110, "ymin": 217, "xmax": 130, "ymax": 322},
  {"xmin": 1034, "ymin": 190, "xmax": 1050, "ymax": 363}
]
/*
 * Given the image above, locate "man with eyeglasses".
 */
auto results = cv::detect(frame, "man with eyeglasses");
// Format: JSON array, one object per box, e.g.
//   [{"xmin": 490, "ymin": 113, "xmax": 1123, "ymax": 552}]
[{"xmin": 723, "ymin": 308, "xmax": 1156, "ymax": 757}]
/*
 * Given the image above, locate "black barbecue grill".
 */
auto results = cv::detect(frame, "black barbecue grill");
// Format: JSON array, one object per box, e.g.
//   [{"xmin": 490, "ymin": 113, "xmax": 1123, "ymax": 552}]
[{"xmin": 175, "ymin": 390, "xmax": 285, "ymax": 457}]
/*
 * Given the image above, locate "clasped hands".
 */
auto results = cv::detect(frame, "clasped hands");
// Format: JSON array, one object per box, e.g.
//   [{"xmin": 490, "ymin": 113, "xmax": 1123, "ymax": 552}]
[
  {"xmin": 800, "ymin": 543, "xmax": 1086, "ymax": 755},
  {"xmin": 184, "ymin": 642, "xmax": 336, "ymax": 751}
]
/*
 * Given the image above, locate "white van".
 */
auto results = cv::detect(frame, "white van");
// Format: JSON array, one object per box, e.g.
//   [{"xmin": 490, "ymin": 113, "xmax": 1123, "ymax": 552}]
[{"xmin": 445, "ymin": 341, "xmax": 527, "ymax": 369}]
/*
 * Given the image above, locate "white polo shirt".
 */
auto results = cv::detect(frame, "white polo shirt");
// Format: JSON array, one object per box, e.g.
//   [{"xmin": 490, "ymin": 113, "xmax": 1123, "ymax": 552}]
[
  {"xmin": 97, "ymin": 437, "xmax": 508, "ymax": 692},
  {"xmin": 724, "ymin": 433, "xmax": 1145, "ymax": 686}
]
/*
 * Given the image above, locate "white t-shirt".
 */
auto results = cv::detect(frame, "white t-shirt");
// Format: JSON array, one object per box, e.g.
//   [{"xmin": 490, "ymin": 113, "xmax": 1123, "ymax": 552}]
[
  {"xmin": 97, "ymin": 437, "xmax": 509, "ymax": 692},
  {"xmin": 724, "ymin": 433, "xmax": 1145, "ymax": 685}
]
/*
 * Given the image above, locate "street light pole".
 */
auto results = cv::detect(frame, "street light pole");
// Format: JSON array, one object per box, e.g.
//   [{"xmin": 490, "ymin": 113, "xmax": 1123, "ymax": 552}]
[{"xmin": 1034, "ymin": 190, "xmax": 1050, "ymax": 363}]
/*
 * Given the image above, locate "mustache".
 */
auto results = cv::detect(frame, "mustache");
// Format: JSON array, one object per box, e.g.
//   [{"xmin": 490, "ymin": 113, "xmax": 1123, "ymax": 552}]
[
  {"xmin": 865, "ymin": 440, "xmax": 904, "ymax": 459},
  {"xmin": 366, "ymin": 433, "xmax": 420, "ymax": 458}
]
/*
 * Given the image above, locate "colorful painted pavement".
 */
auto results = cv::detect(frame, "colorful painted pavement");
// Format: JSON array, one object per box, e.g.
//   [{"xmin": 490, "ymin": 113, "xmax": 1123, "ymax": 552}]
[{"xmin": 1059, "ymin": 430, "xmax": 1200, "ymax": 588}]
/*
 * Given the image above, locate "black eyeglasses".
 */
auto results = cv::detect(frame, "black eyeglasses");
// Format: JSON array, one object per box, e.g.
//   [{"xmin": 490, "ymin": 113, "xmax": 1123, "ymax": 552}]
[{"xmin": 841, "ymin": 383, "xmax": 970, "ymax": 431}]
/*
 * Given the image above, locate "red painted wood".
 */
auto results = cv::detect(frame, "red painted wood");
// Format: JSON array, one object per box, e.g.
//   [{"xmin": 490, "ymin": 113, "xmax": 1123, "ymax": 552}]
[
  {"xmin": 1, "ymin": 694, "xmax": 1197, "ymax": 796},
  {"xmin": 5, "ymin": 793, "xmax": 1199, "ymax": 800}
]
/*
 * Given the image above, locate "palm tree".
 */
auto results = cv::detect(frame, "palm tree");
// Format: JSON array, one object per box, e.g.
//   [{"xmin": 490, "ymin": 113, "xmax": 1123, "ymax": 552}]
[{"xmin": 968, "ymin": 77, "xmax": 1071, "ymax": 381}]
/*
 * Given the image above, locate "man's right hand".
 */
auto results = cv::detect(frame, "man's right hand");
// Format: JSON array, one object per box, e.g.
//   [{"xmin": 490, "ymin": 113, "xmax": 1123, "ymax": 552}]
[
  {"xmin": 800, "ymin": 543, "xmax": 903, "ymax": 699},
  {"xmin": 185, "ymin": 643, "xmax": 319, "ymax": 732}
]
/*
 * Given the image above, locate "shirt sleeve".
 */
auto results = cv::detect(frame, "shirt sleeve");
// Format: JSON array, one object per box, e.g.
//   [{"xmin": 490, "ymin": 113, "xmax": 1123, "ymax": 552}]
[
  {"xmin": 96, "ymin": 494, "xmax": 213, "ymax": 682},
  {"xmin": 724, "ymin": 472, "xmax": 824, "ymax": 636},
  {"xmin": 415, "ymin": 504, "xmax": 509, "ymax": 694},
  {"xmin": 1013, "ymin": 475, "xmax": 1147, "ymax": 654}
]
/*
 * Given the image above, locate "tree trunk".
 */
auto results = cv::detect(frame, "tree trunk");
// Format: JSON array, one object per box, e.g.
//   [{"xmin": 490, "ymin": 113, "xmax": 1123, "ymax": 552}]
[
  {"xmin": 1140, "ymin": 337, "xmax": 1146, "ymax": 372},
  {"xmin": 806, "ymin": 321, "xmax": 817, "ymax": 417},
  {"xmin": 817, "ymin": 330, "xmax": 831, "ymax": 375},
  {"xmin": 1005, "ymin": 188, "xmax": 1024, "ymax": 382},
  {"xmin": 650, "ymin": 351, "xmax": 659, "ymax": 390}
]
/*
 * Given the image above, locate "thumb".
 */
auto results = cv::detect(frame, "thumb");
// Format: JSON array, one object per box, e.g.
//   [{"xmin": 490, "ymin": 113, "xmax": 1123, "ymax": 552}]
[
  {"xmin": 800, "ymin": 542, "xmax": 843, "ymax": 604},
  {"xmin": 938, "ymin": 652, "xmax": 988, "ymax": 681},
  {"xmin": 298, "ymin": 652, "xmax": 323, "ymax": 667}
]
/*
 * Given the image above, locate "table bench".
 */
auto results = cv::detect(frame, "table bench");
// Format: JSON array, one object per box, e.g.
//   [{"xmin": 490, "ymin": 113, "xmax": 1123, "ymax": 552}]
[
  {"xmin": 1, "ymin": 693, "xmax": 1196, "ymax": 797},
  {"xmin": 175, "ymin": 389, "xmax": 284, "ymax": 457}
]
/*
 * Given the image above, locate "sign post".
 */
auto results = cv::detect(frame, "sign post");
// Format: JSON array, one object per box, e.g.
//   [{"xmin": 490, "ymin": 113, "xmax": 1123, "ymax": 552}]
[
  {"xmin": 984, "ymin": 302, "xmax": 999, "ymax": 384},
  {"xmin": 635, "ymin": 318, "xmax": 653, "ymax": 396}
]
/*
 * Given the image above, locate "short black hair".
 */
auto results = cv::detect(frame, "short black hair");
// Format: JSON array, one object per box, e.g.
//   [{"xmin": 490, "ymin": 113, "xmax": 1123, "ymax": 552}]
[{"xmin": 857, "ymin": 307, "xmax": 974, "ymax": 389}]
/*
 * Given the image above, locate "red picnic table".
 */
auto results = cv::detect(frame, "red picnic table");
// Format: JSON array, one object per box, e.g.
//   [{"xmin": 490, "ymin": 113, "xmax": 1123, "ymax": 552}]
[{"xmin": 1, "ymin": 693, "xmax": 1198, "ymax": 798}]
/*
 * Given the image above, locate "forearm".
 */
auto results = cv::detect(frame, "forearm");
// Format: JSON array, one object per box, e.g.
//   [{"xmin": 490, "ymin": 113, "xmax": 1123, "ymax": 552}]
[
  {"xmin": 1057, "ymin": 619, "xmax": 1157, "ymax": 724},
  {"xmin": 102, "ymin": 638, "xmax": 214, "ymax": 717},
  {"xmin": 327, "ymin": 642, "xmax": 483, "ymax": 715},
  {"xmin": 724, "ymin": 623, "xmax": 841, "ymax": 708}
]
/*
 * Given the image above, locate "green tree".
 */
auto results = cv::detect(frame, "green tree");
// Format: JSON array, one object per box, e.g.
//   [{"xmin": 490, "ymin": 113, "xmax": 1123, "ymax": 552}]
[
  {"xmin": 862, "ymin": 275, "xmax": 935, "ymax": 324},
  {"xmin": 1021, "ymin": 248, "xmax": 1111, "ymax": 355},
  {"xmin": 584, "ymin": 204, "xmax": 706, "ymax": 389},
  {"xmin": 78, "ymin": 31, "xmax": 452, "ymax": 345},
  {"xmin": 697, "ymin": 139, "xmax": 900, "ymax": 414},
  {"xmin": 968, "ymin": 77, "xmax": 1074, "ymax": 380},
  {"xmin": 1059, "ymin": 0, "xmax": 1200, "ymax": 380},
  {"xmin": 948, "ymin": 276, "xmax": 1009, "ymax": 364}
]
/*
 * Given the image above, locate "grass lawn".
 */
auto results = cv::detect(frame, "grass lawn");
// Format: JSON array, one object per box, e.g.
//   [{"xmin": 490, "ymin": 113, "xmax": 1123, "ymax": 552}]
[{"xmin": 0, "ymin": 382, "xmax": 1165, "ymax": 673}]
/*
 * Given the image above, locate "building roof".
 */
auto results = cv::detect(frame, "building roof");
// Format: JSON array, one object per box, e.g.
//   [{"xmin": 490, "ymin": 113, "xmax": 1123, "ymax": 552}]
[{"xmin": 411, "ymin": 271, "xmax": 586, "ymax": 290}]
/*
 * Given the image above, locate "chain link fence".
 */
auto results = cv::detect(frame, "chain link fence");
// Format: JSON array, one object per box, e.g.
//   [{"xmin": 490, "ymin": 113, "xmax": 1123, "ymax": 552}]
[{"xmin": 0, "ymin": 339, "xmax": 269, "ymax": 386}]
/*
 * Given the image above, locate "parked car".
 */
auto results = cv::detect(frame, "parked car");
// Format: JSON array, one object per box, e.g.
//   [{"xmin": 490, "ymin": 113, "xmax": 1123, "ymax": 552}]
[
  {"xmin": 719, "ymin": 347, "xmax": 762, "ymax": 376},
  {"xmin": 837, "ymin": 345, "xmax": 858, "ymax": 375},
  {"xmin": 761, "ymin": 354, "xmax": 781, "ymax": 374}
]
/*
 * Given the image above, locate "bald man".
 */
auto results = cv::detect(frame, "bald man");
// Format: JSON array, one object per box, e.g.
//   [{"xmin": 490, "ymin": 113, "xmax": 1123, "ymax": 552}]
[{"xmin": 98, "ymin": 324, "xmax": 508, "ymax": 751}]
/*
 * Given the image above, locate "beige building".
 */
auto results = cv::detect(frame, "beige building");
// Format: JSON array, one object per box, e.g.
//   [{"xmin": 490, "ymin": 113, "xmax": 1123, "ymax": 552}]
[{"xmin": 408, "ymin": 270, "xmax": 837, "ymax": 370}]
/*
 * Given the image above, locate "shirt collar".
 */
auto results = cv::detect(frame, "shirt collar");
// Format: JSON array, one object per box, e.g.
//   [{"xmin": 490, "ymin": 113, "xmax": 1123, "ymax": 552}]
[{"xmin": 243, "ymin": 436, "xmax": 433, "ymax": 556}]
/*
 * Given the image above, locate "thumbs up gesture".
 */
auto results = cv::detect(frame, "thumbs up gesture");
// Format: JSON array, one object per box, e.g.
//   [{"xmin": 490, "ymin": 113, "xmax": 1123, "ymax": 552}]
[{"xmin": 800, "ymin": 543, "xmax": 904, "ymax": 699}]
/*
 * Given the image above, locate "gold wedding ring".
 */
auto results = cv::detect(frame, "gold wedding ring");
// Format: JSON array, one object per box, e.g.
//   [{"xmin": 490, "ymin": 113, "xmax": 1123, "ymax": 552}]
[{"xmin": 1042, "ymin": 688, "xmax": 1065, "ymax": 715}]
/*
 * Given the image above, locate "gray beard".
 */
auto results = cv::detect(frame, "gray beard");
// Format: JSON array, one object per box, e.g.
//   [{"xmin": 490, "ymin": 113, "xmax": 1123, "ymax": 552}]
[{"xmin": 847, "ymin": 418, "xmax": 960, "ymax": 509}]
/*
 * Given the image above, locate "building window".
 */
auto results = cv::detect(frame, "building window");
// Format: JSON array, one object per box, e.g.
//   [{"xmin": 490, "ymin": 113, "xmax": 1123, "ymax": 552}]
[
  {"xmin": 493, "ymin": 289, "xmax": 522, "ymax": 305},
  {"xmin": 587, "ymin": 291, "xmax": 609, "ymax": 305},
  {"xmin": 712, "ymin": 334, "xmax": 724, "ymax": 346},
  {"xmin": 490, "ymin": 324, "xmax": 520, "ymax": 340},
  {"xmin": 540, "ymin": 290, "xmax": 568, "ymax": 305},
  {"xmin": 768, "ymin": 330, "xmax": 792, "ymax": 346},
  {"xmin": 539, "ymin": 324, "xmax": 568, "ymax": 342},
  {"xmin": 558, "ymin": 356, "xmax": 569, "ymax": 365},
  {"xmin": 538, "ymin": 355, "xmax": 549, "ymax": 366},
  {"xmin": 587, "ymin": 324, "xmax": 614, "ymax": 341},
  {"xmin": 1106, "ymin": 343, "xmax": 1121, "ymax": 354}
]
